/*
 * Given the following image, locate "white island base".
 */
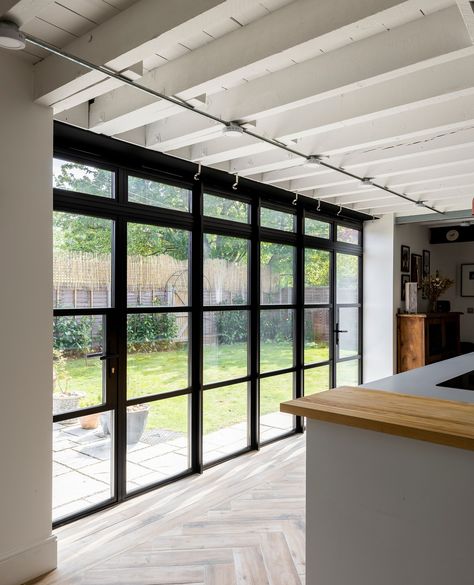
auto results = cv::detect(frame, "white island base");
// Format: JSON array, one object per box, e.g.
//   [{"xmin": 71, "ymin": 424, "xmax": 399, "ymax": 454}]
[
  {"xmin": 306, "ymin": 419, "xmax": 474, "ymax": 585},
  {"xmin": 282, "ymin": 355, "xmax": 474, "ymax": 585}
]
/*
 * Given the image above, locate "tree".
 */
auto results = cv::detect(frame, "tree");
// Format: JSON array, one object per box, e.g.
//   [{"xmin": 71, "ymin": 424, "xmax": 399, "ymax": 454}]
[{"xmin": 54, "ymin": 162, "xmax": 189, "ymax": 260}]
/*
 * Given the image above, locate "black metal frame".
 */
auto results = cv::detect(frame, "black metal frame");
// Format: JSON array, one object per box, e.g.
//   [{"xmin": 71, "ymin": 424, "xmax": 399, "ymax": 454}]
[{"xmin": 52, "ymin": 122, "xmax": 364, "ymax": 527}]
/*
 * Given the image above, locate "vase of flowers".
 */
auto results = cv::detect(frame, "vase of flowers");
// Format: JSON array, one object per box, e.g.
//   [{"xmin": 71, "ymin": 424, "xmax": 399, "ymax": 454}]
[{"xmin": 421, "ymin": 270, "xmax": 454, "ymax": 313}]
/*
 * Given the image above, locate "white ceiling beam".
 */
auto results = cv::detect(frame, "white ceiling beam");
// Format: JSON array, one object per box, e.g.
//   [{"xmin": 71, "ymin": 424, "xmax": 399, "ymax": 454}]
[
  {"xmin": 355, "ymin": 194, "xmax": 473, "ymax": 213},
  {"xmin": 276, "ymin": 159, "xmax": 474, "ymax": 195},
  {"xmin": 353, "ymin": 198, "xmax": 415, "ymax": 211},
  {"xmin": 406, "ymin": 176, "xmax": 474, "ymax": 195},
  {"xmin": 1, "ymin": 0, "xmax": 55, "ymax": 24},
  {"xmin": 222, "ymin": 92, "xmax": 474, "ymax": 177},
  {"xmin": 387, "ymin": 164, "xmax": 474, "ymax": 189},
  {"xmin": 329, "ymin": 186, "xmax": 474, "ymax": 207},
  {"xmin": 456, "ymin": 0, "xmax": 474, "ymax": 42},
  {"xmin": 87, "ymin": 0, "xmax": 412, "ymax": 133},
  {"xmin": 262, "ymin": 127, "xmax": 474, "ymax": 184},
  {"xmin": 33, "ymin": 0, "xmax": 230, "ymax": 106},
  {"xmin": 89, "ymin": 2, "xmax": 467, "ymax": 136},
  {"xmin": 149, "ymin": 45, "xmax": 474, "ymax": 153}
]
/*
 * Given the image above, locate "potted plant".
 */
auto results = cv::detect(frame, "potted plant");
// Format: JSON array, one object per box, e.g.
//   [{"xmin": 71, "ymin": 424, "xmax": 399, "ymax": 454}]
[
  {"xmin": 421, "ymin": 270, "xmax": 454, "ymax": 313},
  {"xmin": 79, "ymin": 398, "xmax": 101, "ymax": 430},
  {"xmin": 53, "ymin": 349, "xmax": 85, "ymax": 415},
  {"xmin": 100, "ymin": 404, "xmax": 149, "ymax": 444}
]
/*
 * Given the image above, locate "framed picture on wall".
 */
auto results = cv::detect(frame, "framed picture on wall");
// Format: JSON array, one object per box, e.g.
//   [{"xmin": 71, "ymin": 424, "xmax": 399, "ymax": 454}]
[
  {"xmin": 461, "ymin": 263, "xmax": 474, "ymax": 297},
  {"xmin": 401, "ymin": 274, "xmax": 410, "ymax": 301},
  {"xmin": 411, "ymin": 254, "xmax": 422, "ymax": 289},
  {"xmin": 401, "ymin": 245, "xmax": 410, "ymax": 272},
  {"xmin": 422, "ymin": 250, "xmax": 430, "ymax": 278}
]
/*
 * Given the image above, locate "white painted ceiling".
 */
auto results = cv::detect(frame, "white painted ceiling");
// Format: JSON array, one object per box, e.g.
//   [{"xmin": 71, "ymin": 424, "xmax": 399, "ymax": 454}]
[{"xmin": 3, "ymin": 0, "xmax": 474, "ymax": 221}]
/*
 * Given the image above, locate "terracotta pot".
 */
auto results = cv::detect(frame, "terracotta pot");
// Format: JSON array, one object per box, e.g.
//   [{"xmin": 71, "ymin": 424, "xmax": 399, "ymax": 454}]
[{"xmin": 79, "ymin": 413, "xmax": 100, "ymax": 430}]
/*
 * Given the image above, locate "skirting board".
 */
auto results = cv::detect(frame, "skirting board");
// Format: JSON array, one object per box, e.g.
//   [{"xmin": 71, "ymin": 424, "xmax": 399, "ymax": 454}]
[{"xmin": 0, "ymin": 536, "xmax": 57, "ymax": 585}]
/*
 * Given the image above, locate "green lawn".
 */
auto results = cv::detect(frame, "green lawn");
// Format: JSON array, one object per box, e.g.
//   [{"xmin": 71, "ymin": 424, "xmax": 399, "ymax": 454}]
[{"xmin": 59, "ymin": 342, "xmax": 349, "ymax": 434}]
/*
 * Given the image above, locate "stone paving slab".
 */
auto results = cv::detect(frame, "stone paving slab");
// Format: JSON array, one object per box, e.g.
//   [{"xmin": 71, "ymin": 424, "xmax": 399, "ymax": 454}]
[{"xmin": 53, "ymin": 413, "xmax": 288, "ymax": 520}]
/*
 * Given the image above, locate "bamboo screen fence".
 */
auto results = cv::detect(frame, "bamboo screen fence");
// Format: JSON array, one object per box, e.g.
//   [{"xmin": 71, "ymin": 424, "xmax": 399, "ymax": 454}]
[{"xmin": 54, "ymin": 252, "xmax": 332, "ymax": 343}]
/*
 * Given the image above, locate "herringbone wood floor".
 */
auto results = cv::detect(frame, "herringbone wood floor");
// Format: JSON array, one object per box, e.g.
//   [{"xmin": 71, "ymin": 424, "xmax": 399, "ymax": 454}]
[{"xmin": 33, "ymin": 435, "xmax": 305, "ymax": 585}]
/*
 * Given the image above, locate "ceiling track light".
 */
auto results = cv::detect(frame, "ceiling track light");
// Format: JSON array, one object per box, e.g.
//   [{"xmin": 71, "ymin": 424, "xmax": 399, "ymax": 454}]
[
  {"xmin": 358, "ymin": 177, "xmax": 374, "ymax": 187},
  {"xmin": 0, "ymin": 20, "xmax": 25, "ymax": 50},
  {"xmin": 223, "ymin": 123, "xmax": 244, "ymax": 137},
  {"xmin": 305, "ymin": 155, "xmax": 323, "ymax": 167},
  {"xmin": 416, "ymin": 200, "xmax": 426, "ymax": 207}
]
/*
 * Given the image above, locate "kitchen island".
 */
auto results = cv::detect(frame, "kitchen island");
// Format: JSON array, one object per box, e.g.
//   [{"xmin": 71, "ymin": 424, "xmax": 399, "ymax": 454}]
[{"xmin": 282, "ymin": 354, "xmax": 474, "ymax": 585}]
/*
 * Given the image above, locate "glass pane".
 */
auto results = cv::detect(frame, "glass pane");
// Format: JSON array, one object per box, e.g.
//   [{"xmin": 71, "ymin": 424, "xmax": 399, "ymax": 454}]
[
  {"xmin": 53, "ymin": 315, "xmax": 105, "ymax": 415},
  {"xmin": 203, "ymin": 310, "xmax": 249, "ymax": 384},
  {"xmin": 53, "ymin": 158, "xmax": 114, "ymax": 198},
  {"xmin": 203, "ymin": 193, "xmax": 249, "ymax": 223},
  {"xmin": 304, "ymin": 249, "xmax": 330, "ymax": 304},
  {"xmin": 305, "ymin": 217, "xmax": 330, "ymax": 239},
  {"xmin": 337, "ymin": 225, "xmax": 360, "ymax": 245},
  {"xmin": 128, "ymin": 175, "xmax": 190, "ymax": 212},
  {"xmin": 337, "ymin": 253, "xmax": 359, "ymax": 304},
  {"xmin": 260, "ymin": 309, "xmax": 295, "ymax": 373},
  {"xmin": 261, "ymin": 207, "xmax": 295, "ymax": 232},
  {"xmin": 338, "ymin": 307, "xmax": 359, "ymax": 358},
  {"xmin": 260, "ymin": 373, "xmax": 294, "ymax": 441},
  {"xmin": 127, "ymin": 313, "xmax": 189, "ymax": 399},
  {"xmin": 336, "ymin": 359, "xmax": 360, "ymax": 386},
  {"xmin": 203, "ymin": 234, "xmax": 249, "ymax": 305},
  {"xmin": 260, "ymin": 242, "xmax": 295, "ymax": 304},
  {"xmin": 53, "ymin": 411, "xmax": 114, "ymax": 522},
  {"xmin": 304, "ymin": 366, "xmax": 330, "ymax": 395},
  {"xmin": 126, "ymin": 395, "xmax": 190, "ymax": 493},
  {"xmin": 203, "ymin": 382, "xmax": 249, "ymax": 464},
  {"xmin": 304, "ymin": 309, "xmax": 330, "ymax": 364},
  {"xmin": 127, "ymin": 223, "xmax": 190, "ymax": 307},
  {"xmin": 54, "ymin": 212, "xmax": 113, "ymax": 309}
]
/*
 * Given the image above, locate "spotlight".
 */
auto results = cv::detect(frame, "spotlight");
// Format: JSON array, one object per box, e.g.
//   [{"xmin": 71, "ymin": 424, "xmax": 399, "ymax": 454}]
[
  {"xmin": 305, "ymin": 155, "xmax": 322, "ymax": 167},
  {"xmin": 0, "ymin": 20, "xmax": 26, "ymax": 50},
  {"xmin": 223, "ymin": 123, "xmax": 244, "ymax": 137},
  {"xmin": 358, "ymin": 177, "xmax": 374, "ymax": 188}
]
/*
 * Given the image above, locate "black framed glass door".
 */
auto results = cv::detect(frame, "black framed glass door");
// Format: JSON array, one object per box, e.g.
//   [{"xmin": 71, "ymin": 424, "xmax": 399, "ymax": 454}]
[
  {"xmin": 334, "ymin": 241, "xmax": 362, "ymax": 386},
  {"xmin": 53, "ymin": 209, "xmax": 118, "ymax": 523},
  {"xmin": 52, "ymin": 122, "xmax": 364, "ymax": 526}
]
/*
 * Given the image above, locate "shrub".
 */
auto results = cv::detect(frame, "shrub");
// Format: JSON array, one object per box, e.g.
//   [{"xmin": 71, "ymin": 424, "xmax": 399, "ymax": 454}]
[
  {"xmin": 215, "ymin": 309, "xmax": 294, "ymax": 345},
  {"xmin": 127, "ymin": 313, "xmax": 178, "ymax": 352},
  {"xmin": 215, "ymin": 310, "xmax": 248, "ymax": 344},
  {"xmin": 260, "ymin": 311, "xmax": 293, "ymax": 343},
  {"xmin": 53, "ymin": 316, "xmax": 93, "ymax": 354}
]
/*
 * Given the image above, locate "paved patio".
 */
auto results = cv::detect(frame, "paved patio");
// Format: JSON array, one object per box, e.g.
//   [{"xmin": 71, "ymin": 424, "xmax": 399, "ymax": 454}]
[{"xmin": 53, "ymin": 411, "xmax": 292, "ymax": 521}]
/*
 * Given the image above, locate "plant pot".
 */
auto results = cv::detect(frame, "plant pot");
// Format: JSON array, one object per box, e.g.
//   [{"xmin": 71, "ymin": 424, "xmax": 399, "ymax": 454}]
[
  {"xmin": 53, "ymin": 391, "xmax": 85, "ymax": 415},
  {"xmin": 79, "ymin": 413, "xmax": 100, "ymax": 430},
  {"xmin": 101, "ymin": 406, "xmax": 149, "ymax": 444}
]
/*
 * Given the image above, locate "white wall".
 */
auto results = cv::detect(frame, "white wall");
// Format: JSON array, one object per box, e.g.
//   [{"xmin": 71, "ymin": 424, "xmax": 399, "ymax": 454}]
[
  {"xmin": 0, "ymin": 51, "xmax": 56, "ymax": 585},
  {"xmin": 363, "ymin": 214, "xmax": 395, "ymax": 382},
  {"xmin": 434, "ymin": 241, "xmax": 474, "ymax": 343}
]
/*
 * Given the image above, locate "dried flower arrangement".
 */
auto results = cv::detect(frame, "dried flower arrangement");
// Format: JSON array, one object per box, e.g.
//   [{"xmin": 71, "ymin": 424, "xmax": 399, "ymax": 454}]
[{"xmin": 421, "ymin": 270, "xmax": 454, "ymax": 313}]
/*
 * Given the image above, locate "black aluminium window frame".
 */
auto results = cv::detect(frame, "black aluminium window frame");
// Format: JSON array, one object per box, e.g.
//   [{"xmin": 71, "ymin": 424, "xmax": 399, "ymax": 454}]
[{"xmin": 52, "ymin": 121, "xmax": 365, "ymax": 527}]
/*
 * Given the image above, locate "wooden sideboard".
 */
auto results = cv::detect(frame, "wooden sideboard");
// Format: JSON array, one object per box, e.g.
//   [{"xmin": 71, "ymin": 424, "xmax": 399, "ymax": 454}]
[{"xmin": 397, "ymin": 312, "xmax": 462, "ymax": 373}]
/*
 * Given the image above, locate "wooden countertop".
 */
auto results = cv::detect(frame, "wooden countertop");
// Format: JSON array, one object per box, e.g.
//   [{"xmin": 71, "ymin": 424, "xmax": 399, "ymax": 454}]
[{"xmin": 281, "ymin": 387, "xmax": 474, "ymax": 451}]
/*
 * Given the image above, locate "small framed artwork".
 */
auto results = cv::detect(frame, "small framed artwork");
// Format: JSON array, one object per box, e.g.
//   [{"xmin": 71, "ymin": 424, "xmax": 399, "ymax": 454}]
[
  {"xmin": 461, "ymin": 263, "xmax": 474, "ymax": 297},
  {"xmin": 401, "ymin": 245, "xmax": 410, "ymax": 272},
  {"xmin": 422, "ymin": 250, "xmax": 430, "ymax": 278},
  {"xmin": 411, "ymin": 254, "xmax": 422, "ymax": 289},
  {"xmin": 401, "ymin": 274, "xmax": 410, "ymax": 301}
]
